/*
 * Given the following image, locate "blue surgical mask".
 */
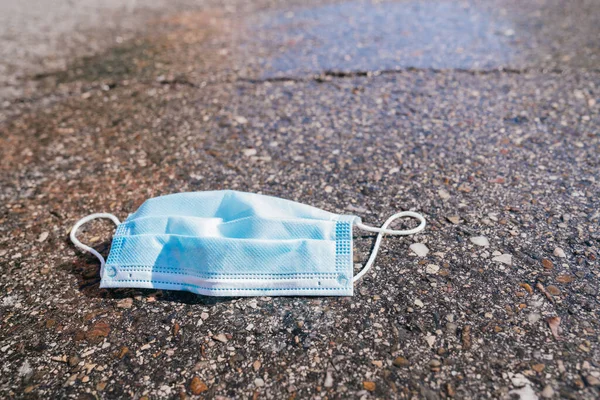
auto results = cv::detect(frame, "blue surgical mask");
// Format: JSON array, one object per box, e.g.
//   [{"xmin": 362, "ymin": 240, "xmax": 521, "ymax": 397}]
[{"xmin": 70, "ymin": 190, "xmax": 425, "ymax": 296}]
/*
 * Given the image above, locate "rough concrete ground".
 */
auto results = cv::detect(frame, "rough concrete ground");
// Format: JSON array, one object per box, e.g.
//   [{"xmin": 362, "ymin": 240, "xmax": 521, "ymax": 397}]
[{"xmin": 0, "ymin": 0, "xmax": 599, "ymax": 399}]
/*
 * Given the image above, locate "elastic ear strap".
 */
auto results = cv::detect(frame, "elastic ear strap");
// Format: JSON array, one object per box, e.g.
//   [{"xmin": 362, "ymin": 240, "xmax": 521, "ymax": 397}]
[
  {"xmin": 353, "ymin": 211, "xmax": 426, "ymax": 282},
  {"xmin": 69, "ymin": 213, "xmax": 121, "ymax": 276}
]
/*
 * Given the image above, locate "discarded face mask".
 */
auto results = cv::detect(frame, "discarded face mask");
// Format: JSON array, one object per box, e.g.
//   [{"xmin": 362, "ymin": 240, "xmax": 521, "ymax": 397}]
[{"xmin": 70, "ymin": 190, "xmax": 425, "ymax": 296}]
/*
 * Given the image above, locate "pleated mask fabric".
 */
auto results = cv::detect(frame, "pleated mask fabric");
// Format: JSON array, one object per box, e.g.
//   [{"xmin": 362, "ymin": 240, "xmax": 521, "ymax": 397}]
[{"xmin": 70, "ymin": 190, "xmax": 426, "ymax": 297}]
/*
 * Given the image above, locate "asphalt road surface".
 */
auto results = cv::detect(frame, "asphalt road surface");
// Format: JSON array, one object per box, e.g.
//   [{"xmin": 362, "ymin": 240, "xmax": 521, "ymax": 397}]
[{"xmin": 1, "ymin": 0, "xmax": 599, "ymax": 399}]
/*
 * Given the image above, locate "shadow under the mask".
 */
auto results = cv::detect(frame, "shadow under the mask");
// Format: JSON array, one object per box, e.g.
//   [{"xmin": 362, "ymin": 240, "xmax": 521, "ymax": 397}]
[{"xmin": 68, "ymin": 239, "xmax": 236, "ymax": 306}]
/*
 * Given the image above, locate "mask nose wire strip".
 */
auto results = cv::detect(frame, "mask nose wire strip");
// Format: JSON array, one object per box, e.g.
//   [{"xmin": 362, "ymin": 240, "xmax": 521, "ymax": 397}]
[
  {"xmin": 70, "ymin": 213, "xmax": 121, "ymax": 276},
  {"xmin": 353, "ymin": 211, "xmax": 426, "ymax": 283}
]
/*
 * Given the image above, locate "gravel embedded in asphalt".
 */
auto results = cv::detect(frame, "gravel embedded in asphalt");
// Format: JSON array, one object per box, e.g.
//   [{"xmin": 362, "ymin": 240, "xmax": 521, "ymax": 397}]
[{"xmin": 0, "ymin": 0, "xmax": 599, "ymax": 399}]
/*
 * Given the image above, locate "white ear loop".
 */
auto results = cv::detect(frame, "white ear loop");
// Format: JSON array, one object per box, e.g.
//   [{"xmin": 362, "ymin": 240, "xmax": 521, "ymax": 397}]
[
  {"xmin": 353, "ymin": 211, "xmax": 426, "ymax": 282},
  {"xmin": 70, "ymin": 213, "xmax": 121, "ymax": 276}
]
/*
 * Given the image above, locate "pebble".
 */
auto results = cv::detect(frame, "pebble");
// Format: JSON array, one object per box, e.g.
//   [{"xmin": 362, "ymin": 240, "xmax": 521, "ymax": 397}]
[
  {"xmin": 556, "ymin": 275, "xmax": 574, "ymax": 283},
  {"xmin": 542, "ymin": 259, "xmax": 554, "ymax": 270},
  {"xmin": 392, "ymin": 356, "xmax": 410, "ymax": 367},
  {"xmin": 234, "ymin": 116, "xmax": 248, "ymax": 124},
  {"xmin": 409, "ymin": 243, "xmax": 429, "ymax": 257},
  {"xmin": 438, "ymin": 189, "xmax": 451, "ymax": 200},
  {"xmin": 425, "ymin": 264, "xmax": 440, "ymax": 274},
  {"xmin": 553, "ymin": 247, "xmax": 566, "ymax": 258},
  {"xmin": 324, "ymin": 370, "xmax": 333, "ymax": 387},
  {"xmin": 546, "ymin": 286, "xmax": 560, "ymax": 296},
  {"xmin": 446, "ymin": 322, "xmax": 457, "ymax": 334},
  {"xmin": 116, "ymin": 298, "xmax": 133, "ymax": 309},
  {"xmin": 200, "ymin": 312, "xmax": 209, "ymax": 320},
  {"xmin": 527, "ymin": 313, "xmax": 541, "ymax": 324},
  {"xmin": 242, "ymin": 148, "xmax": 257, "ymax": 157},
  {"xmin": 68, "ymin": 355, "xmax": 80, "ymax": 367},
  {"xmin": 470, "ymin": 236, "xmax": 490, "ymax": 247},
  {"xmin": 584, "ymin": 375, "xmax": 600, "ymax": 387},
  {"xmin": 86, "ymin": 322, "xmax": 110, "ymax": 341},
  {"xmin": 37, "ymin": 232, "xmax": 49, "ymax": 242},
  {"xmin": 446, "ymin": 216, "xmax": 460, "ymax": 224},
  {"xmin": 532, "ymin": 363, "xmax": 545, "ymax": 373},
  {"xmin": 425, "ymin": 334, "xmax": 436, "ymax": 347},
  {"xmin": 189, "ymin": 376, "xmax": 208, "ymax": 394},
  {"xmin": 363, "ymin": 381, "xmax": 376, "ymax": 391},
  {"xmin": 213, "ymin": 333, "xmax": 228, "ymax": 343},
  {"xmin": 492, "ymin": 254, "xmax": 512, "ymax": 266},
  {"xmin": 254, "ymin": 378, "xmax": 265, "ymax": 387},
  {"xmin": 541, "ymin": 385, "xmax": 554, "ymax": 398},
  {"xmin": 414, "ymin": 299, "xmax": 424, "ymax": 308},
  {"xmin": 509, "ymin": 385, "xmax": 538, "ymax": 400}
]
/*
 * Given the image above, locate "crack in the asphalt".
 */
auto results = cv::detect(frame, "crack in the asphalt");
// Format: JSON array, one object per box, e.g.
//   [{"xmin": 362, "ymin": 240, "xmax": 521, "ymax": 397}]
[
  {"xmin": 239, "ymin": 66, "xmax": 583, "ymax": 85},
  {"xmin": 1, "ymin": 66, "xmax": 597, "ymax": 124}
]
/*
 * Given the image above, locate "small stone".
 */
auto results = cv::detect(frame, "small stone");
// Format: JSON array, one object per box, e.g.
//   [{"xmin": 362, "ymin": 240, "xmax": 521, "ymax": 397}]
[
  {"xmin": 446, "ymin": 383, "xmax": 456, "ymax": 397},
  {"xmin": 556, "ymin": 275, "xmax": 574, "ymax": 283},
  {"xmin": 213, "ymin": 333, "xmax": 228, "ymax": 343},
  {"xmin": 541, "ymin": 259, "xmax": 553, "ymax": 270},
  {"xmin": 253, "ymin": 360, "xmax": 261, "ymax": 371},
  {"xmin": 470, "ymin": 236, "xmax": 490, "ymax": 247},
  {"xmin": 532, "ymin": 363, "xmax": 545, "ymax": 373},
  {"xmin": 546, "ymin": 317, "xmax": 561, "ymax": 340},
  {"xmin": 527, "ymin": 313, "xmax": 541, "ymax": 324},
  {"xmin": 234, "ymin": 116, "xmax": 248, "ymax": 124},
  {"xmin": 446, "ymin": 216, "xmax": 460, "ymax": 224},
  {"xmin": 541, "ymin": 385, "xmax": 554, "ymax": 398},
  {"xmin": 492, "ymin": 254, "xmax": 512, "ymax": 266},
  {"xmin": 409, "ymin": 243, "xmax": 429, "ymax": 257},
  {"xmin": 189, "ymin": 376, "xmax": 208, "ymax": 394},
  {"xmin": 37, "ymin": 232, "xmax": 49, "ymax": 242},
  {"xmin": 393, "ymin": 356, "xmax": 410, "ymax": 367},
  {"xmin": 520, "ymin": 283, "xmax": 533, "ymax": 294},
  {"xmin": 371, "ymin": 360, "xmax": 383, "ymax": 368},
  {"xmin": 86, "ymin": 322, "xmax": 110, "ymax": 342},
  {"xmin": 242, "ymin": 148, "xmax": 257, "ymax": 157},
  {"xmin": 446, "ymin": 322, "xmax": 458, "ymax": 334},
  {"xmin": 509, "ymin": 385, "xmax": 538, "ymax": 400},
  {"xmin": 96, "ymin": 382, "xmax": 107, "ymax": 391},
  {"xmin": 363, "ymin": 381, "xmax": 376, "ymax": 391},
  {"xmin": 546, "ymin": 285, "xmax": 560, "ymax": 296},
  {"xmin": 553, "ymin": 247, "xmax": 566, "ymax": 258},
  {"xmin": 68, "ymin": 355, "xmax": 80, "ymax": 367},
  {"xmin": 117, "ymin": 346, "xmax": 129, "ymax": 359},
  {"xmin": 438, "ymin": 189, "xmax": 451, "ymax": 200},
  {"xmin": 414, "ymin": 298, "xmax": 424, "ymax": 308},
  {"xmin": 254, "ymin": 378, "xmax": 265, "ymax": 387},
  {"xmin": 173, "ymin": 322, "xmax": 180, "ymax": 336},
  {"xmin": 462, "ymin": 325, "xmax": 472, "ymax": 350},
  {"xmin": 457, "ymin": 183, "xmax": 471, "ymax": 192},
  {"xmin": 425, "ymin": 264, "xmax": 440, "ymax": 274},
  {"xmin": 585, "ymin": 375, "xmax": 600, "ymax": 387},
  {"xmin": 200, "ymin": 312, "xmax": 209, "ymax": 320},
  {"xmin": 116, "ymin": 298, "xmax": 133, "ymax": 309},
  {"xmin": 429, "ymin": 359, "xmax": 441, "ymax": 368},
  {"xmin": 81, "ymin": 376, "xmax": 89, "ymax": 383},
  {"xmin": 324, "ymin": 370, "xmax": 333, "ymax": 388},
  {"xmin": 425, "ymin": 334, "xmax": 436, "ymax": 347}
]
